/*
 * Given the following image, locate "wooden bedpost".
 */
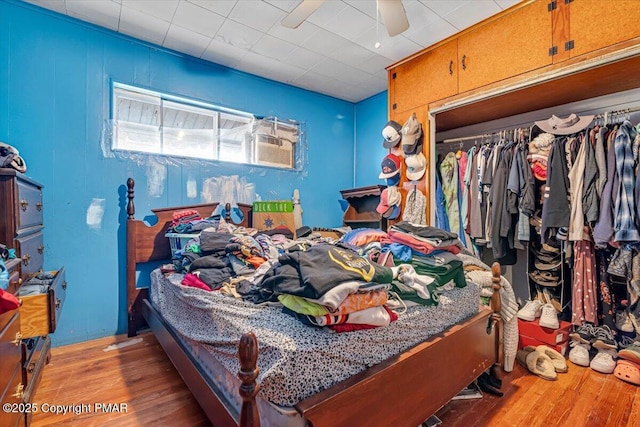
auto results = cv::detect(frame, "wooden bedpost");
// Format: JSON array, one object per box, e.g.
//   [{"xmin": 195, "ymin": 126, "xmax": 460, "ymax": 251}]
[
  {"xmin": 238, "ymin": 332, "xmax": 260, "ymax": 427},
  {"xmin": 490, "ymin": 262, "xmax": 504, "ymax": 373},
  {"xmin": 225, "ymin": 202, "xmax": 232, "ymax": 222},
  {"xmin": 127, "ymin": 178, "xmax": 138, "ymax": 337}
]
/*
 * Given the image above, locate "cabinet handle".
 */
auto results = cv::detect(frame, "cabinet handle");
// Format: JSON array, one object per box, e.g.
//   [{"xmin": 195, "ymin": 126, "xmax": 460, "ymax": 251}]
[
  {"xmin": 28, "ymin": 363, "xmax": 35, "ymax": 374},
  {"xmin": 38, "ymin": 245, "xmax": 44, "ymax": 254},
  {"xmin": 62, "ymin": 281, "xmax": 67, "ymax": 290},
  {"xmin": 56, "ymin": 298, "xmax": 61, "ymax": 310},
  {"xmin": 11, "ymin": 332, "xmax": 23, "ymax": 346},
  {"xmin": 449, "ymin": 60, "xmax": 453, "ymax": 75},
  {"xmin": 22, "ymin": 254, "xmax": 30, "ymax": 266},
  {"xmin": 36, "ymin": 201, "xmax": 43, "ymax": 211},
  {"xmin": 11, "ymin": 383, "xmax": 24, "ymax": 399},
  {"xmin": 20, "ymin": 199, "xmax": 29, "ymax": 211},
  {"xmin": 461, "ymin": 55, "xmax": 467, "ymax": 70}
]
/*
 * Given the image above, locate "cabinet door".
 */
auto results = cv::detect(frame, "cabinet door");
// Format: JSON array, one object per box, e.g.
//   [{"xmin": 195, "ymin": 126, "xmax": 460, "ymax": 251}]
[
  {"xmin": 457, "ymin": 0, "xmax": 552, "ymax": 93},
  {"xmin": 389, "ymin": 40, "xmax": 458, "ymax": 114},
  {"xmin": 569, "ymin": 0, "xmax": 640, "ymax": 58}
]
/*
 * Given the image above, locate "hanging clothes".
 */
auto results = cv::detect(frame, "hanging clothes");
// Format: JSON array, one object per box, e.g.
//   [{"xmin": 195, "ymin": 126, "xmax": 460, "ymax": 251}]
[
  {"xmin": 440, "ymin": 152, "xmax": 461, "ymax": 239},
  {"xmin": 541, "ymin": 137, "xmax": 571, "ymax": 241},
  {"xmin": 572, "ymin": 240, "xmax": 598, "ymax": 326},
  {"xmin": 434, "ymin": 169, "xmax": 450, "ymax": 232},
  {"xmin": 613, "ymin": 120, "xmax": 640, "ymax": 242}
]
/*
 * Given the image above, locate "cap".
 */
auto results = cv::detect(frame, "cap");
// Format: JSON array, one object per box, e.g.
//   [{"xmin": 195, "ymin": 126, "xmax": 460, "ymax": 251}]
[
  {"xmin": 401, "ymin": 114, "xmax": 423, "ymax": 155},
  {"xmin": 405, "ymin": 152, "xmax": 426, "ymax": 181},
  {"xmin": 382, "ymin": 120, "xmax": 403, "ymax": 148},
  {"xmin": 378, "ymin": 153, "xmax": 401, "ymax": 179}
]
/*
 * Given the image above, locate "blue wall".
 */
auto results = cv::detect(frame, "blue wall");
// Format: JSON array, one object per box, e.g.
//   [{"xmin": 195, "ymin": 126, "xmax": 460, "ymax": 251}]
[
  {"xmin": 0, "ymin": 0, "xmax": 388, "ymax": 345},
  {"xmin": 354, "ymin": 91, "xmax": 389, "ymax": 187}
]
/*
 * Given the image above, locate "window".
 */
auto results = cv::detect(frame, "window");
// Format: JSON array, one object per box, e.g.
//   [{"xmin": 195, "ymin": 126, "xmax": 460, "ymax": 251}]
[{"xmin": 111, "ymin": 83, "xmax": 301, "ymax": 169}]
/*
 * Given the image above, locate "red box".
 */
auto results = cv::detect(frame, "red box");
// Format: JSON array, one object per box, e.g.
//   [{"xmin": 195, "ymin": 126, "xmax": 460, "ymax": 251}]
[
  {"xmin": 517, "ymin": 318, "xmax": 572, "ymax": 346},
  {"xmin": 518, "ymin": 335, "xmax": 569, "ymax": 357}
]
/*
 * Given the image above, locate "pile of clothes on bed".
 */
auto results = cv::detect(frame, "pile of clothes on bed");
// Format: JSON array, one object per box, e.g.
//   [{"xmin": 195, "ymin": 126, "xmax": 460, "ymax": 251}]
[{"xmin": 162, "ymin": 212, "xmax": 516, "ymax": 336}]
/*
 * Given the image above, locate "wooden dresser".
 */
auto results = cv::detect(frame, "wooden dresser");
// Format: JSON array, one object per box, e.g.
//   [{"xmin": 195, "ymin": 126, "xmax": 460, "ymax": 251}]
[{"xmin": 0, "ymin": 168, "xmax": 66, "ymax": 427}]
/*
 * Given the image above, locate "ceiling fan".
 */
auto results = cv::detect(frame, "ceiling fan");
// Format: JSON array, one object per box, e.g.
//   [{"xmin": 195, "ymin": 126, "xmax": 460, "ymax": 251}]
[{"xmin": 281, "ymin": 0, "xmax": 410, "ymax": 37}]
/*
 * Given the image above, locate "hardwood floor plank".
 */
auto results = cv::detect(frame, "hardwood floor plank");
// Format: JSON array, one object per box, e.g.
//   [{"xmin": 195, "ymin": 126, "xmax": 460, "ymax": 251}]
[{"xmin": 30, "ymin": 333, "xmax": 638, "ymax": 426}]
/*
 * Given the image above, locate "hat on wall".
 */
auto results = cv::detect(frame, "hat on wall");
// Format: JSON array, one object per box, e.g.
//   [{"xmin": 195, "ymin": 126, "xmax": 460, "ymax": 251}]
[
  {"xmin": 378, "ymin": 153, "xmax": 401, "ymax": 179},
  {"xmin": 382, "ymin": 120, "xmax": 403, "ymax": 148},
  {"xmin": 385, "ymin": 174, "xmax": 400, "ymax": 187},
  {"xmin": 401, "ymin": 114, "xmax": 423, "ymax": 155},
  {"xmin": 534, "ymin": 113, "xmax": 594, "ymax": 135},
  {"xmin": 376, "ymin": 189, "xmax": 391, "ymax": 214},
  {"xmin": 405, "ymin": 152, "xmax": 427, "ymax": 181}
]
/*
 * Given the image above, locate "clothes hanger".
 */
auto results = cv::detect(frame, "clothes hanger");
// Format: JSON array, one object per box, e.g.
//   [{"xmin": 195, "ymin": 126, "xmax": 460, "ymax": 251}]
[{"xmin": 455, "ymin": 142, "xmax": 463, "ymax": 159}]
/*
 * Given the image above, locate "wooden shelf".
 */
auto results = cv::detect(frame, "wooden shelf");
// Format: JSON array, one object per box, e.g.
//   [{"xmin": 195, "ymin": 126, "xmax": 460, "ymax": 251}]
[{"xmin": 340, "ymin": 185, "xmax": 387, "ymax": 231}]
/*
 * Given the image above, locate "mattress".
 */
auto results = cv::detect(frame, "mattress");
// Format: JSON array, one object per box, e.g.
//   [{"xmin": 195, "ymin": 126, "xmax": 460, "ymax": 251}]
[{"xmin": 150, "ymin": 269, "xmax": 481, "ymax": 408}]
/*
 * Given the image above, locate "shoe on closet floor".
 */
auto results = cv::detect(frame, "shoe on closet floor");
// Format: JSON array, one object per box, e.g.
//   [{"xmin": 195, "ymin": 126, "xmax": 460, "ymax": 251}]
[
  {"xmin": 539, "ymin": 303, "xmax": 560, "ymax": 329},
  {"xmin": 536, "ymin": 345, "xmax": 568, "ymax": 373},
  {"xmin": 614, "ymin": 360, "xmax": 640, "ymax": 385},
  {"xmin": 590, "ymin": 348, "xmax": 618, "ymax": 374},
  {"xmin": 517, "ymin": 299, "xmax": 544, "ymax": 321},
  {"xmin": 618, "ymin": 340, "xmax": 640, "ymax": 364},
  {"xmin": 569, "ymin": 323, "xmax": 596, "ymax": 344},
  {"xmin": 616, "ymin": 310, "xmax": 635, "ymax": 333},
  {"xmin": 568, "ymin": 339, "xmax": 591, "ymax": 367},
  {"xmin": 592, "ymin": 325, "xmax": 618, "ymax": 351}
]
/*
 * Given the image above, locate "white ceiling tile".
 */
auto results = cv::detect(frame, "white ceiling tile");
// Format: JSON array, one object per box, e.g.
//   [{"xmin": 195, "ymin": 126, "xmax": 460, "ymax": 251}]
[
  {"xmin": 495, "ymin": 0, "xmax": 521, "ymax": 10},
  {"xmin": 305, "ymin": 0, "xmax": 348, "ymax": 26},
  {"xmin": 121, "ymin": 0, "xmax": 178, "ymax": 21},
  {"xmin": 163, "ymin": 24, "xmax": 212, "ymax": 58},
  {"xmin": 352, "ymin": 30, "xmax": 422, "ymax": 62},
  {"xmin": 282, "ymin": 47, "xmax": 325, "ymax": 70},
  {"xmin": 402, "ymin": 0, "xmax": 457, "ymax": 47},
  {"xmin": 66, "ymin": 0, "xmax": 121, "ymax": 30},
  {"xmin": 327, "ymin": 41, "xmax": 376, "ymax": 68},
  {"xmin": 251, "ymin": 34, "xmax": 297, "ymax": 61},
  {"xmin": 172, "ymin": 1, "xmax": 224, "ymax": 37},
  {"xmin": 420, "ymin": 0, "xmax": 464, "ymax": 17},
  {"xmin": 228, "ymin": 0, "xmax": 286, "ymax": 33},
  {"xmin": 344, "ymin": 0, "xmax": 376, "ymax": 18},
  {"xmin": 235, "ymin": 51, "xmax": 306, "ymax": 83},
  {"xmin": 120, "ymin": 6, "xmax": 170, "ymax": 45},
  {"xmin": 322, "ymin": 5, "xmax": 376, "ymax": 41},
  {"xmin": 267, "ymin": 20, "xmax": 319, "ymax": 46},
  {"xmin": 349, "ymin": 84, "xmax": 382, "ymax": 101},
  {"xmin": 112, "ymin": 0, "xmax": 122, "ymax": 4},
  {"xmin": 188, "ymin": 0, "xmax": 238, "ymax": 17},
  {"xmin": 201, "ymin": 37, "xmax": 249, "ymax": 68},
  {"xmin": 23, "ymin": 0, "xmax": 67, "ymax": 14},
  {"xmin": 445, "ymin": 1, "xmax": 501, "ymax": 30},
  {"xmin": 310, "ymin": 58, "xmax": 369, "ymax": 86},
  {"xmin": 264, "ymin": 0, "xmax": 299, "ymax": 13},
  {"xmin": 354, "ymin": 53, "xmax": 393, "ymax": 75},
  {"xmin": 301, "ymin": 27, "xmax": 348, "ymax": 56},
  {"xmin": 215, "ymin": 19, "xmax": 263, "ymax": 50}
]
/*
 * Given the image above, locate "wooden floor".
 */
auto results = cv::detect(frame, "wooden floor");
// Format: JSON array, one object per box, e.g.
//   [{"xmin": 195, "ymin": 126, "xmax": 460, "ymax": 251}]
[{"xmin": 30, "ymin": 333, "xmax": 640, "ymax": 427}]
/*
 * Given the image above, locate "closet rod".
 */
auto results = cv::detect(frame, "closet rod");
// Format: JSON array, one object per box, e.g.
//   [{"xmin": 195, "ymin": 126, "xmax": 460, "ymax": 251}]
[{"xmin": 441, "ymin": 133, "xmax": 493, "ymax": 144}]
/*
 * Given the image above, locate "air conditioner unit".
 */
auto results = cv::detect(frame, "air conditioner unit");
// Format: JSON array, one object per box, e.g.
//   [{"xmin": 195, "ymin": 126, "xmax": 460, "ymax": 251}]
[
  {"xmin": 252, "ymin": 118, "xmax": 299, "ymax": 169},
  {"xmin": 253, "ymin": 133, "xmax": 295, "ymax": 169}
]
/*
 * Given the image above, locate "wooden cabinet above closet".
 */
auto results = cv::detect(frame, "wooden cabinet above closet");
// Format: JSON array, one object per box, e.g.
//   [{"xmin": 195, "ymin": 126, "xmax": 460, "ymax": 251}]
[
  {"xmin": 568, "ymin": 0, "xmax": 640, "ymax": 58},
  {"xmin": 387, "ymin": 0, "xmax": 640, "ymax": 119}
]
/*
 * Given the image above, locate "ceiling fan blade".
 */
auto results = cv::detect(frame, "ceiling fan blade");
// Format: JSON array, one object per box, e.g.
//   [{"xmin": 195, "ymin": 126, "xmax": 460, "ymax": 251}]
[
  {"xmin": 281, "ymin": 0, "xmax": 325, "ymax": 29},
  {"xmin": 378, "ymin": 0, "xmax": 409, "ymax": 37}
]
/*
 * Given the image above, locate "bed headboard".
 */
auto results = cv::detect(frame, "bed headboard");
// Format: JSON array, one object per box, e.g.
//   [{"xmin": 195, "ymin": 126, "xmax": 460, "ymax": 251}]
[{"xmin": 125, "ymin": 177, "xmax": 253, "ymax": 336}]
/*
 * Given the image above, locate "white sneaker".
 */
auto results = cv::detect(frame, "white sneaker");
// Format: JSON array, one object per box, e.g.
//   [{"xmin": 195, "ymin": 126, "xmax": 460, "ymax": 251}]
[
  {"xmin": 539, "ymin": 303, "xmax": 560, "ymax": 329},
  {"xmin": 589, "ymin": 348, "xmax": 617, "ymax": 374},
  {"xmin": 616, "ymin": 311, "xmax": 634, "ymax": 333},
  {"xmin": 568, "ymin": 340, "xmax": 591, "ymax": 367},
  {"xmin": 517, "ymin": 299, "xmax": 544, "ymax": 321}
]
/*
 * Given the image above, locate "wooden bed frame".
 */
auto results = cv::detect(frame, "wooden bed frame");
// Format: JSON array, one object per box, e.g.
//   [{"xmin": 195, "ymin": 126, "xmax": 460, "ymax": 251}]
[{"xmin": 124, "ymin": 177, "xmax": 504, "ymax": 427}]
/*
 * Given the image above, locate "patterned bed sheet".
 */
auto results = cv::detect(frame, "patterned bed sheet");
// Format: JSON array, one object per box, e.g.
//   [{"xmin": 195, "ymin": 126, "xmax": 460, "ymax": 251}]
[{"xmin": 150, "ymin": 268, "xmax": 481, "ymax": 407}]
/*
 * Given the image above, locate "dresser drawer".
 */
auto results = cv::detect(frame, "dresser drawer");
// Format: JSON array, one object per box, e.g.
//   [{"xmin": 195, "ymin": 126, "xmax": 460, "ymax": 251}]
[
  {"xmin": 22, "ymin": 336, "xmax": 51, "ymax": 403},
  {"xmin": 15, "ymin": 232, "xmax": 44, "ymax": 279},
  {"xmin": 15, "ymin": 178, "xmax": 43, "ymax": 235},
  {"xmin": 17, "ymin": 268, "xmax": 66, "ymax": 339},
  {"xmin": 0, "ymin": 312, "xmax": 22, "ymax": 385},
  {"xmin": 0, "ymin": 365, "xmax": 24, "ymax": 427}
]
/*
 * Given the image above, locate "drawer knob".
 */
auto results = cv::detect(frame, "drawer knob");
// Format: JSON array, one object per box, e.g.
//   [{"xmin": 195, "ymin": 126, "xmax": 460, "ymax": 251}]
[
  {"xmin": 36, "ymin": 201, "xmax": 43, "ymax": 211},
  {"xmin": 28, "ymin": 362, "xmax": 35, "ymax": 374},
  {"xmin": 62, "ymin": 281, "xmax": 67, "ymax": 290},
  {"xmin": 38, "ymin": 245, "xmax": 44, "ymax": 254},
  {"xmin": 11, "ymin": 383, "xmax": 24, "ymax": 399},
  {"xmin": 56, "ymin": 298, "xmax": 61, "ymax": 310},
  {"xmin": 20, "ymin": 199, "xmax": 29, "ymax": 211},
  {"xmin": 22, "ymin": 254, "xmax": 30, "ymax": 266},
  {"xmin": 11, "ymin": 332, "xmax": 23, "ymax": 346}
]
